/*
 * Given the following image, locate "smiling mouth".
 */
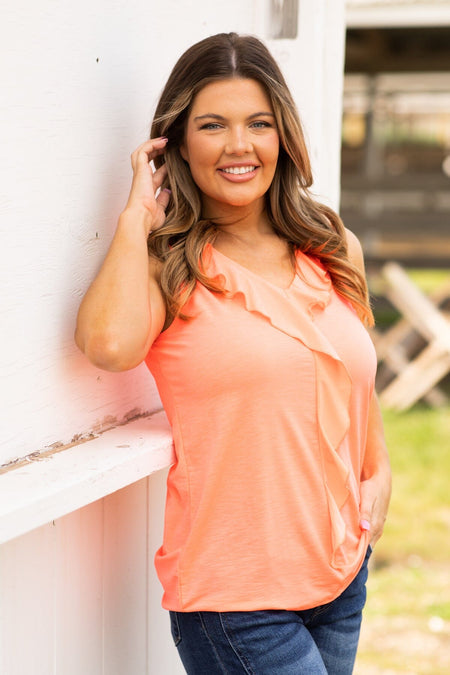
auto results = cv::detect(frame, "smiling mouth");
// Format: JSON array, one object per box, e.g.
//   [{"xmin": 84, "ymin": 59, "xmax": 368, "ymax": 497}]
[{"xmin": 220, "ymin": 166, "xmax": 257, "ymax": 175}]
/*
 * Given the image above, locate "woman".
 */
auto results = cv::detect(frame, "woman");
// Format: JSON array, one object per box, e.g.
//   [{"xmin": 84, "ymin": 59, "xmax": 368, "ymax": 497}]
[{"xmin": 75, "ymin": 33, "xmax": 391, "ymax": 674}]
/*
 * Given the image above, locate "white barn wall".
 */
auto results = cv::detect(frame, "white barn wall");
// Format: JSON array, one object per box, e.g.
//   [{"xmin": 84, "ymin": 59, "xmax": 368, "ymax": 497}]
[
  {"xmin": 0, "ymin": 0, "xmax": 344, "ymax": 467},
  {"xmin": 0, "ymin": 0, "xmax": 257, "ymax": 466},
  {"xmin": 0, "ymin": 1, "xmax": 346, "ymax": 673}
]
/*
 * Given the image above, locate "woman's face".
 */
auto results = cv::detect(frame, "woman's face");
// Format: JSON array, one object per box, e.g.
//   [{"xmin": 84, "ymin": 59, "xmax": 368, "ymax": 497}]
[{"xmin": 180, "ymin": 78, "xmax": 280, "ymax": 216}]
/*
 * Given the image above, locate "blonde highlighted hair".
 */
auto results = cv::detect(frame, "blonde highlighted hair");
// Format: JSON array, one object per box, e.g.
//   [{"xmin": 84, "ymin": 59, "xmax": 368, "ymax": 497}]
[{"xmin": 149, "ymin": 32, "xmax": 374, "ymax": 326}]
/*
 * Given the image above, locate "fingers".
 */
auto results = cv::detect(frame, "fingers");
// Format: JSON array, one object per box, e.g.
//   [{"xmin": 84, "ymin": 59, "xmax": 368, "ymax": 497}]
[
  {"xmin": 131, "ymin": 137, "xmax": 168, "ymax": 171},
  {"xmin": 359, "ymin": 480, "xmax": 379, "ymax": 545},
  {"xmin": 359, "ymin": 478, "xmax": 390, "ymax": 548},
  {"xmin": 360, "ymin": 519, "xmax": 371, "ymax": 533},
  {"xmin": 153, "ymin": 162, "xmax": 168, "ymax": 190},
  {"xmin": 156, "ymin": 188, "xmax": 171, "ymax": 211},
  {"xmin": 359, "ymin": 512, "xmax": 375, "ymax": 544}
]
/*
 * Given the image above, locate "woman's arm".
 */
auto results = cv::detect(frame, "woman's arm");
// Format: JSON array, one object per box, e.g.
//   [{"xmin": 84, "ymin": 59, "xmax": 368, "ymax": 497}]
[
  {"xmin": 359, "ymin": 393, "xmax": 392, "ymax": 547},
  {"xmin": 345, "ymin": 228, "xmax": 392, "ymax": 546},
  {"xmin": 75, "ymin": 138, "xmax": 170, "ymax": 371}
]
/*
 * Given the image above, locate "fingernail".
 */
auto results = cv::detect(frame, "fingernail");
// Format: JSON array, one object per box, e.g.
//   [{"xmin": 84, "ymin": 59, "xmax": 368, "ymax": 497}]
[{"xmin": 360, "ymin": 519, "xmax": 371, "ymax": 531}]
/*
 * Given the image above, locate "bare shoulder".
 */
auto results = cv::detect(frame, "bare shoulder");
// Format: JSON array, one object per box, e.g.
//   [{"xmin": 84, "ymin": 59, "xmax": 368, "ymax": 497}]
[{"xmin": 344, "ymin": 227, "xmax": 365, "ymax": 275}]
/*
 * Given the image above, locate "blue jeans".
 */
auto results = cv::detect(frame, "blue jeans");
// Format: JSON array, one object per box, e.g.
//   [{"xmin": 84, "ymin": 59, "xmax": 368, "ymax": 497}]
[{"xmin": 169, "ymin": 546, "xmax": 372, "ymax": 674}]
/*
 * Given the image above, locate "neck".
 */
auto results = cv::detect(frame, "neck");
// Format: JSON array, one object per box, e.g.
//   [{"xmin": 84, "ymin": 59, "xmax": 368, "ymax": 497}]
[{"xmin": 204, "ymin": 200, "xmax": 274, "ymax": 243}]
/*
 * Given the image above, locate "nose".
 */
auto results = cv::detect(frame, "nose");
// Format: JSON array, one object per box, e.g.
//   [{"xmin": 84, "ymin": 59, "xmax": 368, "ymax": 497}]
[{"xmin": 225, "ymin": 126, "xmax": 253, "ymax": 155}]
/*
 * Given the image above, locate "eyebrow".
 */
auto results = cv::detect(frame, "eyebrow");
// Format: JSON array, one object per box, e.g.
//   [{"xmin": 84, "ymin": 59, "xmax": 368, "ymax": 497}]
[{"xmin": 193, "ymin": 112, "xmax": 275, "ymax": 122}]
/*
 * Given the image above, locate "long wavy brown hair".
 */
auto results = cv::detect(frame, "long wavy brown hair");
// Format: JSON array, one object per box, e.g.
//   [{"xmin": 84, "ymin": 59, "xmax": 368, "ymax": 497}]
[{"xmin": 149, "ymin": 32, "xmax": 374, "ymax": 326}]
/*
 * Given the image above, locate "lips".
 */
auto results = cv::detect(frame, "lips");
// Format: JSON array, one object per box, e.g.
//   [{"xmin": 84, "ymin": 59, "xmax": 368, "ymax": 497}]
[
  {"xmin": 221, "ymin": 165, "xmax": 257, "ymax": 175},
  {"xmin": 217, "ymin": 164, "xmax": 259, "ymax": 183}
]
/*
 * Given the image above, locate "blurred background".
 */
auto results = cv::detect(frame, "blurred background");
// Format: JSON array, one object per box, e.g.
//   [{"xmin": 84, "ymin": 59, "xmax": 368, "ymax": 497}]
[
  {"xmin": 342, "ymin": 28, "xmax": 450, "ymax": 267},
  {"xmin": 344, "ymin": 3, "xmax": 450, "ymax": 674}
]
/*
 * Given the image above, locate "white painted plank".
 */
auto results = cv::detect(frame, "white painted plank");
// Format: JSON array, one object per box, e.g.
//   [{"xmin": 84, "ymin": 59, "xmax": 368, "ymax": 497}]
[
  {"xmin": 0, "ymin": 523, "xmax": 57, "ymax": 675},
  {"xmin": 0, "ymin": 411, "xmax": 174, "ymax": 545},
  {"xmin": 146, "ymin": 469, "xmax": 186, "ymax": 674},
  {"xmin": 53, "ymin": 504, "xmax": 104, "ymax": 675},
  {"xmin": 103, "ymin": 480, "xmax": 149, "ymax": 675},
  {"xmin": 0, "ymin": 481, "xmax": 181, "ymax": 675}
]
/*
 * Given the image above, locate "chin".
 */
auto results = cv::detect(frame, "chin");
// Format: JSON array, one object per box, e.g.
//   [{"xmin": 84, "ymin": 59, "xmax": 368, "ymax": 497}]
[{"xmin": 219, "ymin": 193, "xmax": 267, "ymax": 208}]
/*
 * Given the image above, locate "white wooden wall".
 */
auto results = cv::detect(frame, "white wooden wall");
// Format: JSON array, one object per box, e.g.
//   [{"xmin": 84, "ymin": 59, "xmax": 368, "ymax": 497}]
[
  {"xmin": 0, "ymin": 470, "xmax": 179, "ymax": 675},
  {"xmin": 0, "ymin": 1, "xmax": 346, "ymax": 673}
]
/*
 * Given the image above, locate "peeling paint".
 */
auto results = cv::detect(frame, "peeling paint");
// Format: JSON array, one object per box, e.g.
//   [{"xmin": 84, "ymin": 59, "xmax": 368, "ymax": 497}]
[
  {"xmin": 0, "ymin": 409, "xmax": 162, "ymax": 475},
  {"xmin": 91, "ymin": 415, "xmax": 117, "ymax": 435},
  {"xmin": 48, "ymin": 441, "xmax": 64, "ymax": 449},
  {"xmin": 123, "ymin": 407, "xmax": 144, "ymax": 422},
  {"xmin": 0, "ymin": 434, "xmax": 97, "ymax": 475}
]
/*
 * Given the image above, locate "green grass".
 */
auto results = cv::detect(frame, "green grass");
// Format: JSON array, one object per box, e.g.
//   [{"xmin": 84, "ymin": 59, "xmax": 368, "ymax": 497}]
[
  {"xmin": 355, "ymin": 405, "xmax": 450, "ymax": 674},
  {"xmin": 407, "ymin": 269, "xmax": 450, "ymax": 295},
  {"xmin": 378, "ymin": 406, "xmax": 450, "ymax": 565}
]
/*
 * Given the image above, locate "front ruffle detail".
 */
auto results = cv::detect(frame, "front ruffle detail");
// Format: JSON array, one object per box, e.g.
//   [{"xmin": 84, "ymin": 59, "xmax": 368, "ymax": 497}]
[{"xmin": 204, "ymin": 244, "xmax": 353, "ymax": 569}]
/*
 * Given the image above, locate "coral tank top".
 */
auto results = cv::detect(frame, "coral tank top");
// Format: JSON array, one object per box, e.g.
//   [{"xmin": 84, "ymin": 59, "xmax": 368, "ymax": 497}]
[{"xmin": 145, "ymin": 243, "xmax": 377, "ymax": 612}]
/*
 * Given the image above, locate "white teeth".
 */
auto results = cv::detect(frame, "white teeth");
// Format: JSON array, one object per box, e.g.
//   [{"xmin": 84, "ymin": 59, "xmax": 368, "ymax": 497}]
[{"xmin": 222, "ymin": 166, "xmax": 256, "ymax": 175}]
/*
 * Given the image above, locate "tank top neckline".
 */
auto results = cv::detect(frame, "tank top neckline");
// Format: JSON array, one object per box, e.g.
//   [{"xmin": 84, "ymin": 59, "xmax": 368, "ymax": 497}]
[{"xmin": 207, "ymin": 242, "xmax": 301, "ymax": 294}]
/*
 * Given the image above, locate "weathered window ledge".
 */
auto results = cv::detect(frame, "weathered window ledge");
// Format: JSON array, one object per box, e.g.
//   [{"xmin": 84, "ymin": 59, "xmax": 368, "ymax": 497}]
[{"xmin": 0, "ymin": 410, "xmax": 173, "ymax": 545}]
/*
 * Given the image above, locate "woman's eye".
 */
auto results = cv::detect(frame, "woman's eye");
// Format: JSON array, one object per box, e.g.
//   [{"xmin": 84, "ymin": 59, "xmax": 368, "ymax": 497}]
[
  {"xmin": 251, "ymin": 121, "xmax": 272, "ymax": 129},
  {"xmin": 199, "ymin": 122, "xmax": 222, "ymax": 130}
]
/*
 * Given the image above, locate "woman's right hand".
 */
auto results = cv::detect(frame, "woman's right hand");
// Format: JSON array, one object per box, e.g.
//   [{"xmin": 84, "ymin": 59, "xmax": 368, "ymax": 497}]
[
  {"xmin": 124, "ymin": 137, "xmax": 171, "ymax": 235},
  {"xmin": 75, "ymin": 138, "xmax": 170, "ymax": 370}
]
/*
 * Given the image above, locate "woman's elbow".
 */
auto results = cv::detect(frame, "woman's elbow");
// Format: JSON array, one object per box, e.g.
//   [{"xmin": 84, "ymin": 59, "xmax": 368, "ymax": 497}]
[{"xmin": 74, "ymin": 327, "xmax": 146, "ymax": 372}]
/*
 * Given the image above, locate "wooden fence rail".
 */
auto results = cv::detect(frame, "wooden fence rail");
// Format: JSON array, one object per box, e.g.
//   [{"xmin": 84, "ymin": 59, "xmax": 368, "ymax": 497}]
[{"xmin": 373, "ymin": 263, "xmax": 450, "ymax": 411}]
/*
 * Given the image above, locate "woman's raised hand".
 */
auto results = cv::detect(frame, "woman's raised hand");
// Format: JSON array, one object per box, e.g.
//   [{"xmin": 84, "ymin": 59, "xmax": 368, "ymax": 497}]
[
  {"xmin": 125, "ymin": 137, "xmax": 170, "ymax": 235},
  {"xmin": 75, "ymin": 137, "xmax": 170, "ymax": 369}
]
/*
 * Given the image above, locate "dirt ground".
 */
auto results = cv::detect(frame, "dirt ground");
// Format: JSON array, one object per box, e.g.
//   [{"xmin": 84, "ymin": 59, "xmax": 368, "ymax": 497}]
[
  {"xmin": 355, "ymin": 616, "xmax": 450, "ymax": 674},
  {"xmin": 354, "ymin": 561, "xmax": 450, "ymax": 675}
]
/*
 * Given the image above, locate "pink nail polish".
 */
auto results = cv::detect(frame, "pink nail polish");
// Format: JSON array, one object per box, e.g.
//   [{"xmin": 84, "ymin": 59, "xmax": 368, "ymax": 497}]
[{"xmin": 360, "ymin": 519, "xmax": 371, "ymax": 531}]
